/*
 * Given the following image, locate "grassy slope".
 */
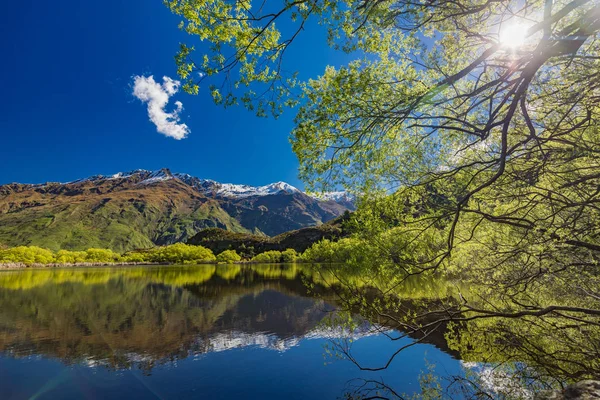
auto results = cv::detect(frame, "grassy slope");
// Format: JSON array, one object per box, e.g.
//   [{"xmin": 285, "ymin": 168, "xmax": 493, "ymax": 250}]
[
  {"xmin": 0, "ymin": 173, "xmax": 352, "ymax": 252},
  {"xmin": 0, "ymin": 180, "xmax": 248, "ymax": 252}
]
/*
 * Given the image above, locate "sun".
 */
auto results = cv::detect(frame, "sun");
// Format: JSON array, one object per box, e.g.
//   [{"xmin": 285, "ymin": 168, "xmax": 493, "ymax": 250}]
[{"xmin": 499, "ymin": 22, "xmax": 529, "ymax": 48}]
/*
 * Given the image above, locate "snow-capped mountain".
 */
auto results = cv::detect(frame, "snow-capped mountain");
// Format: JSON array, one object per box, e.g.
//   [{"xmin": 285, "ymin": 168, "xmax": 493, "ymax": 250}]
[
  {"xmin": 214, "ymin": 181, "xmax": 300, "ymax": 198},
  {"xmin": 0, "ymin": 168, "xmax": 354, "ymax": 251},
  {"xmin": 65, "ymin": 168, "xmax": 351, "ymax": 202},
  {"xmin": 308, "ymin": 191, "xmax": 355, "ymax": 203},
  {"xmin": 172, "ymin": 172, "xmax": 301, "ymax": 198}
]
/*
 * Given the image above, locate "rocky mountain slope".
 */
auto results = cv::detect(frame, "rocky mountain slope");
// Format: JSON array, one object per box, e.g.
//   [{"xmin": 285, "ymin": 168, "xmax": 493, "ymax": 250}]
[{"xmin": 0, "ymin": 169, "xmax": 353, "ymax": 251}]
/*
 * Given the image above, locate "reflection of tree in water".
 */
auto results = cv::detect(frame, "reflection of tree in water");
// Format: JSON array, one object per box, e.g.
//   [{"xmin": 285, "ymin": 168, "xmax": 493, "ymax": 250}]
[
  {"xmin": 312, "ymin": 263, "xmax": 600, "ymax": 398},
  {"xmin": 1, "ymin": 264, "xmax": 596, "ymax": 397},
  {"xmin": 0, "ymin": 265, "xmax": 349, "ymax": 371}
]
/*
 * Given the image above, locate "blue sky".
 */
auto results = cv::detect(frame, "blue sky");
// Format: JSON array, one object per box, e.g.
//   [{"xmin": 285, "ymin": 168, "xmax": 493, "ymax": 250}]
[{"xmin": 0, "ymin": 0, "xmax": 344, "ymax": 188}]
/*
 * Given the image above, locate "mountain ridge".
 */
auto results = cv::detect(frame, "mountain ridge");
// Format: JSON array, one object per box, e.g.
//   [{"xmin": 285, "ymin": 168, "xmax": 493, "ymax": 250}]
[
  {"xmin": 0, "ymin": 169, "xmax": 354, "ymax": 252},
  {"xmin": 3, "ymin": 168, "xmax": 353, "ymax": 203}
]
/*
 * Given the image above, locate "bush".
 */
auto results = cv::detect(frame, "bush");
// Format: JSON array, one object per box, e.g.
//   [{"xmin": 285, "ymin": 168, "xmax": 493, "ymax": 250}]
[
  {"xmin": 85, "ymin": 248, "xmax": 121, "ymax": 263},
  {"xmin": 149, "ymin": 243, "xmax": 216, "ymax": 263},
  {"xmin": 55, "ymin": 250, "xmax": 87, "ymax": 264},
  {"xmin": 251, "ymin": 250, "xmax": 283, "ymax": 263},
  {"xmin": 0, "ymin": 243, "xmax": 217, "ymax": 266},
  {"xmin": 121, "ymin": 251, "xmax": 150, "ymax": 263},
  {"xmin": 301, "ymin": 238, "xmax": 376, "ymax": 264},
  {"xmin": 0, "ymin": 246, "xmax": 55, "ymax": 264},
  {"xmin": 281, "ymin": 248, "xmax": 298, "ymax": 262},
  {"xmin": 216, "ymin": 249, "xmax": 242, "ymax": 263}
]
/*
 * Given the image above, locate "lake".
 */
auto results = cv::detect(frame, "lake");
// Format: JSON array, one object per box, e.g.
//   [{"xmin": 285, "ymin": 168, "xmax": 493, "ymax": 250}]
[{"xmin": 0, "ymin": 264, "xmax": 467, "ymax": 399}]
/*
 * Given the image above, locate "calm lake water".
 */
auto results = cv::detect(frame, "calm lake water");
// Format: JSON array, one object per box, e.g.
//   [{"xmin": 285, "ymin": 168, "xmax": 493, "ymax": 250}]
[{"xmin": 0, "ymin": 264, "xmax": 465, "ymax": 399}]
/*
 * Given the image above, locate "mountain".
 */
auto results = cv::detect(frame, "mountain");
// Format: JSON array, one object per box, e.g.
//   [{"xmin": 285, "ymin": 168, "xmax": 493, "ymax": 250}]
[
  {"xmin": 187, "ymin": 214, "xmax": 352, "ymax": 257},
  {"xmin": 0, "ymin": 169, "xmax": 354, "ymax": 252}
]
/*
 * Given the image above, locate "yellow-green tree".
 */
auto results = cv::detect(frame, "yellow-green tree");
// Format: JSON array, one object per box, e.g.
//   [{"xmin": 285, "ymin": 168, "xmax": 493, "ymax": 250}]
[
  {"xmin": 280, "ymin": 248, "xmax": 298, "ymax": 263},
  {"xmin": 55, "ymin": 250, "xmax": 87, "ymax": 264},
  {"xmin": 0, "ymin": 246, "xmax": 55, "ymax": 264},
  {"xmin": 216, "ymin": 249, "xmax": 241, "ymax": 264},
  {"xmin": 85, "ymin": 248, "xmax": 121, "ymax": 263},
  {"xmin": 165, "ymin": 1, "xmax": 600, "ymax": 395},
  {"xmin": 150, "ymin": 243, "xmax": 216, "ymax": 263},
  {"xmin": 251, "ymin": 250, "xmax": 283, "ymax": 263}
]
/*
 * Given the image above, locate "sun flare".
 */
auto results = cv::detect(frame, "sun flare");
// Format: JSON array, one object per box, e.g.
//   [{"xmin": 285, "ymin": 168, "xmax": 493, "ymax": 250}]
[{"xmin": 499, "ymin": 22, "xmax": 529, "ymax": 48}]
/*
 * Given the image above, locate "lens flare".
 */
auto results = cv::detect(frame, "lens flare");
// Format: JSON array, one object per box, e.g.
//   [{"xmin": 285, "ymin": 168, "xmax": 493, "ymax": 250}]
[{"xmin": 499, "ymin": 23, "xmax": 529, "ymax": 48}]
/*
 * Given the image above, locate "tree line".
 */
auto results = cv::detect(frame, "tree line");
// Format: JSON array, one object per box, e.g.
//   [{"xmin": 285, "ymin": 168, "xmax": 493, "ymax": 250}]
[{"xmin": 0, "ymin": 243, "xmax": 307, "ymax": 266}]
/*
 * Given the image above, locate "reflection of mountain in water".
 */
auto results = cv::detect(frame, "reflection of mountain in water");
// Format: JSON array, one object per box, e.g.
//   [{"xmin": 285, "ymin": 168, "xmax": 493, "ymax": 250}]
[{"xmin": 0, "ymin": 265, "xmax": 453, "ymax": 370}]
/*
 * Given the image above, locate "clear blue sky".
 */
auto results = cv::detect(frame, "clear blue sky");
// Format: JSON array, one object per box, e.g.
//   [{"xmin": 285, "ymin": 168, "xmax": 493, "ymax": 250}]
[{"xmin": 0, "ymin": 0, "xmax": 344, "ymax": 187}]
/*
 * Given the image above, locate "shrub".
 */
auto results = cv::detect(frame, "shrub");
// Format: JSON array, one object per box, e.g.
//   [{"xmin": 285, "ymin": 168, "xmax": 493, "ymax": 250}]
[
  {"xmin": 251, "ymin": 250, "xmax": 283, "ymax": 263},
  {"xmin": 149, "ymin": 243, "xmax": 216, "ymax": 263},
  {"xmin": 216, "ymin": 249, "xmax": 241, "ymax": 264},
  {"xmin": 55, "ymin": 250, "xmax": 87, "ymax": 264},
  {"xmin": 281, "ymin": 248, "xmax": 298, "ymax": 263},
  {"xmin": 0, "ymin": 243, "xmax": 218, "ymax": 266},
  {"xmin": 121, "ymin": 251, "xmax": 150, "ymax": 263},
  {"xmin": 301, "ymin": 238, "xmax": 376, "ymax": 264},
  {"xmin": 0, "ymin": 246, "xmax": 55, "ymax": 264},
  {"xmin": 85, "ymin": 248, "xmax": 121, "ymax": 263}
]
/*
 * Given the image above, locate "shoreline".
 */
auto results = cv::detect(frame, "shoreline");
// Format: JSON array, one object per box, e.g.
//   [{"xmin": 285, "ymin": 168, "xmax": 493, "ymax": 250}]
[
  {"xmin": 0, "ymin": 261, "xmax": 172, "ymax": 270},
  {"xmin": 0, "ymin": 260, "xmax": 312, "ymax": 270}
]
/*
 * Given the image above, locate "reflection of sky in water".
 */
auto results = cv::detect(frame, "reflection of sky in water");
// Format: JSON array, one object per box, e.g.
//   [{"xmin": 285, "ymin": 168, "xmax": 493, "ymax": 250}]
[
  {"xmin": 0, "ymin": 334, "xmax": 462, "ymax": 400},
  {"xmin": 0, "ymin": 266, "xmax": 464, "ymax": 399}
]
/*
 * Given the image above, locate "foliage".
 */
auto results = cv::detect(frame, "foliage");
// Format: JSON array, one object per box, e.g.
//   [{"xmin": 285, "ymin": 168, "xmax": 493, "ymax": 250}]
[
  {"xmin": 280, "ymin": 248, "xmax": 298, "ymax": 263},
  {"xmin": 216, "ymin": 249, "xmax": 241, "ymax": 263},
  {"xmin": 302, "ymin": 238, "xmax": 373, "ymax": 264},
  {"xmin": 249, "ymin": 249, "xmax": 299, "ymax": 263},
  {"xmin": 121, "ymin": 251, "xmax": 151, "ymax": 263},
  {"xmin": 301, "ymin": 225, "xmax": 442, "ymax": 275},
  {"xmin": 167, "ymin": 0, "xmax": 600, "ymax": 281},
  {"xmin": 167, "ymin": 2, "xmax": 600, "ymax": 394},
  {"xmin": 84, "ymin": 248, "xmax": 121, "ymax": 263},
  {"xmin": 0, "ymin": 246, "xmax": 56, "ymax": 264},
  {"xmin": 0, "ymin": 243, "xmax": 216, "ymax": 265},
  {"xmin": 145, "ymin": 243, "xmax": 216, "ymax": 264},
  {"xmin": 250, "ymin": 250, "xmax": 284, "ymax": 263},
  {"xmin": 54, "ymin": 250, "xmax": 88, "ymax": 264}
]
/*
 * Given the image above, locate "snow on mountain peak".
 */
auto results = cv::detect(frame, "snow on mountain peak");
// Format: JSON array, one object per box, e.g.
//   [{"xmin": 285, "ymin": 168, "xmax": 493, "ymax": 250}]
[
  {"xmin": 265, "ymin": 181, "xmax": 299, "ymax": 194},
  {"xmin": 211, "ymin": 181, "xmax": 300, "ymax": 198},
  {"xmin": 308, "ymin": 191, "xmax": 354, "ymax": 203},
  {"xmin": 139, "ymin": 168, "xmax": 174, "ymax": 185},
  {"xmin": 65, "ymin": 169, "xmax": 352, "ymax": 204}
]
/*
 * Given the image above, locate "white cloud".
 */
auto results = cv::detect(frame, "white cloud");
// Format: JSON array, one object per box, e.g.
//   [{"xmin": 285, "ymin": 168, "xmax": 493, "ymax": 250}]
[{"xmin": 132, "ymin": 75, "xmax": 190, "ymax": 140}]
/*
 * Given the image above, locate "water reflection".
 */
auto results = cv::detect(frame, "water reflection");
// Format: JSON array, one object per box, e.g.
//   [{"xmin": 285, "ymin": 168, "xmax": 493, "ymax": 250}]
[
  {"xmin": 0, "ymin": 265, "xmax": 451, "ymax": 371},
  {"xmin": 0, "ymin": 265, "xmax": 468, "ymax": 399},
  {"xmin": 7, "ymin": 264, "xmax": 593, "ymax": 399}
]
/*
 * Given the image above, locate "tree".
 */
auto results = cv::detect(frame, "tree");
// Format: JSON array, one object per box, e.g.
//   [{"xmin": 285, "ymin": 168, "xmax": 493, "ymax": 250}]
[
  {"xmin": 167, "ymin": 0, "xmax": 600, "ymax": 395},
  {"xmin": 85, "ymin": 248, "xmax": 121, "ymax": 263},
  {"xmin": 55, "ymin": 250, "xmax": 87, "ymax": 264},
  {"xmin": 167, "ymin": 0, "xmax": 600, "ymax": 264},
  {"xmin": 0, "ymin": 246, "xmax": 55, "ymax": 264},
  {"xmin": 150, "ymin": 243, "xmax": 216, "ymax": 263},
  {"xmin": 216, "ymin": 249, "xmax": 242, "ymax": 263},
  {"xmin": 281, "ymin": 248, "xmax": 299, "ymax": 262},
  {"xmin": 251, "ymin": 250, "xmax": 283, "ymax": 263}
]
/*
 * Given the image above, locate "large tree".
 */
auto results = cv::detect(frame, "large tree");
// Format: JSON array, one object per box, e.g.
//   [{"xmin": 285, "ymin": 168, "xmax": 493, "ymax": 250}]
[{"xmin": 166, "ymin": 0, "xmax": 600, "ymax": 395}]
